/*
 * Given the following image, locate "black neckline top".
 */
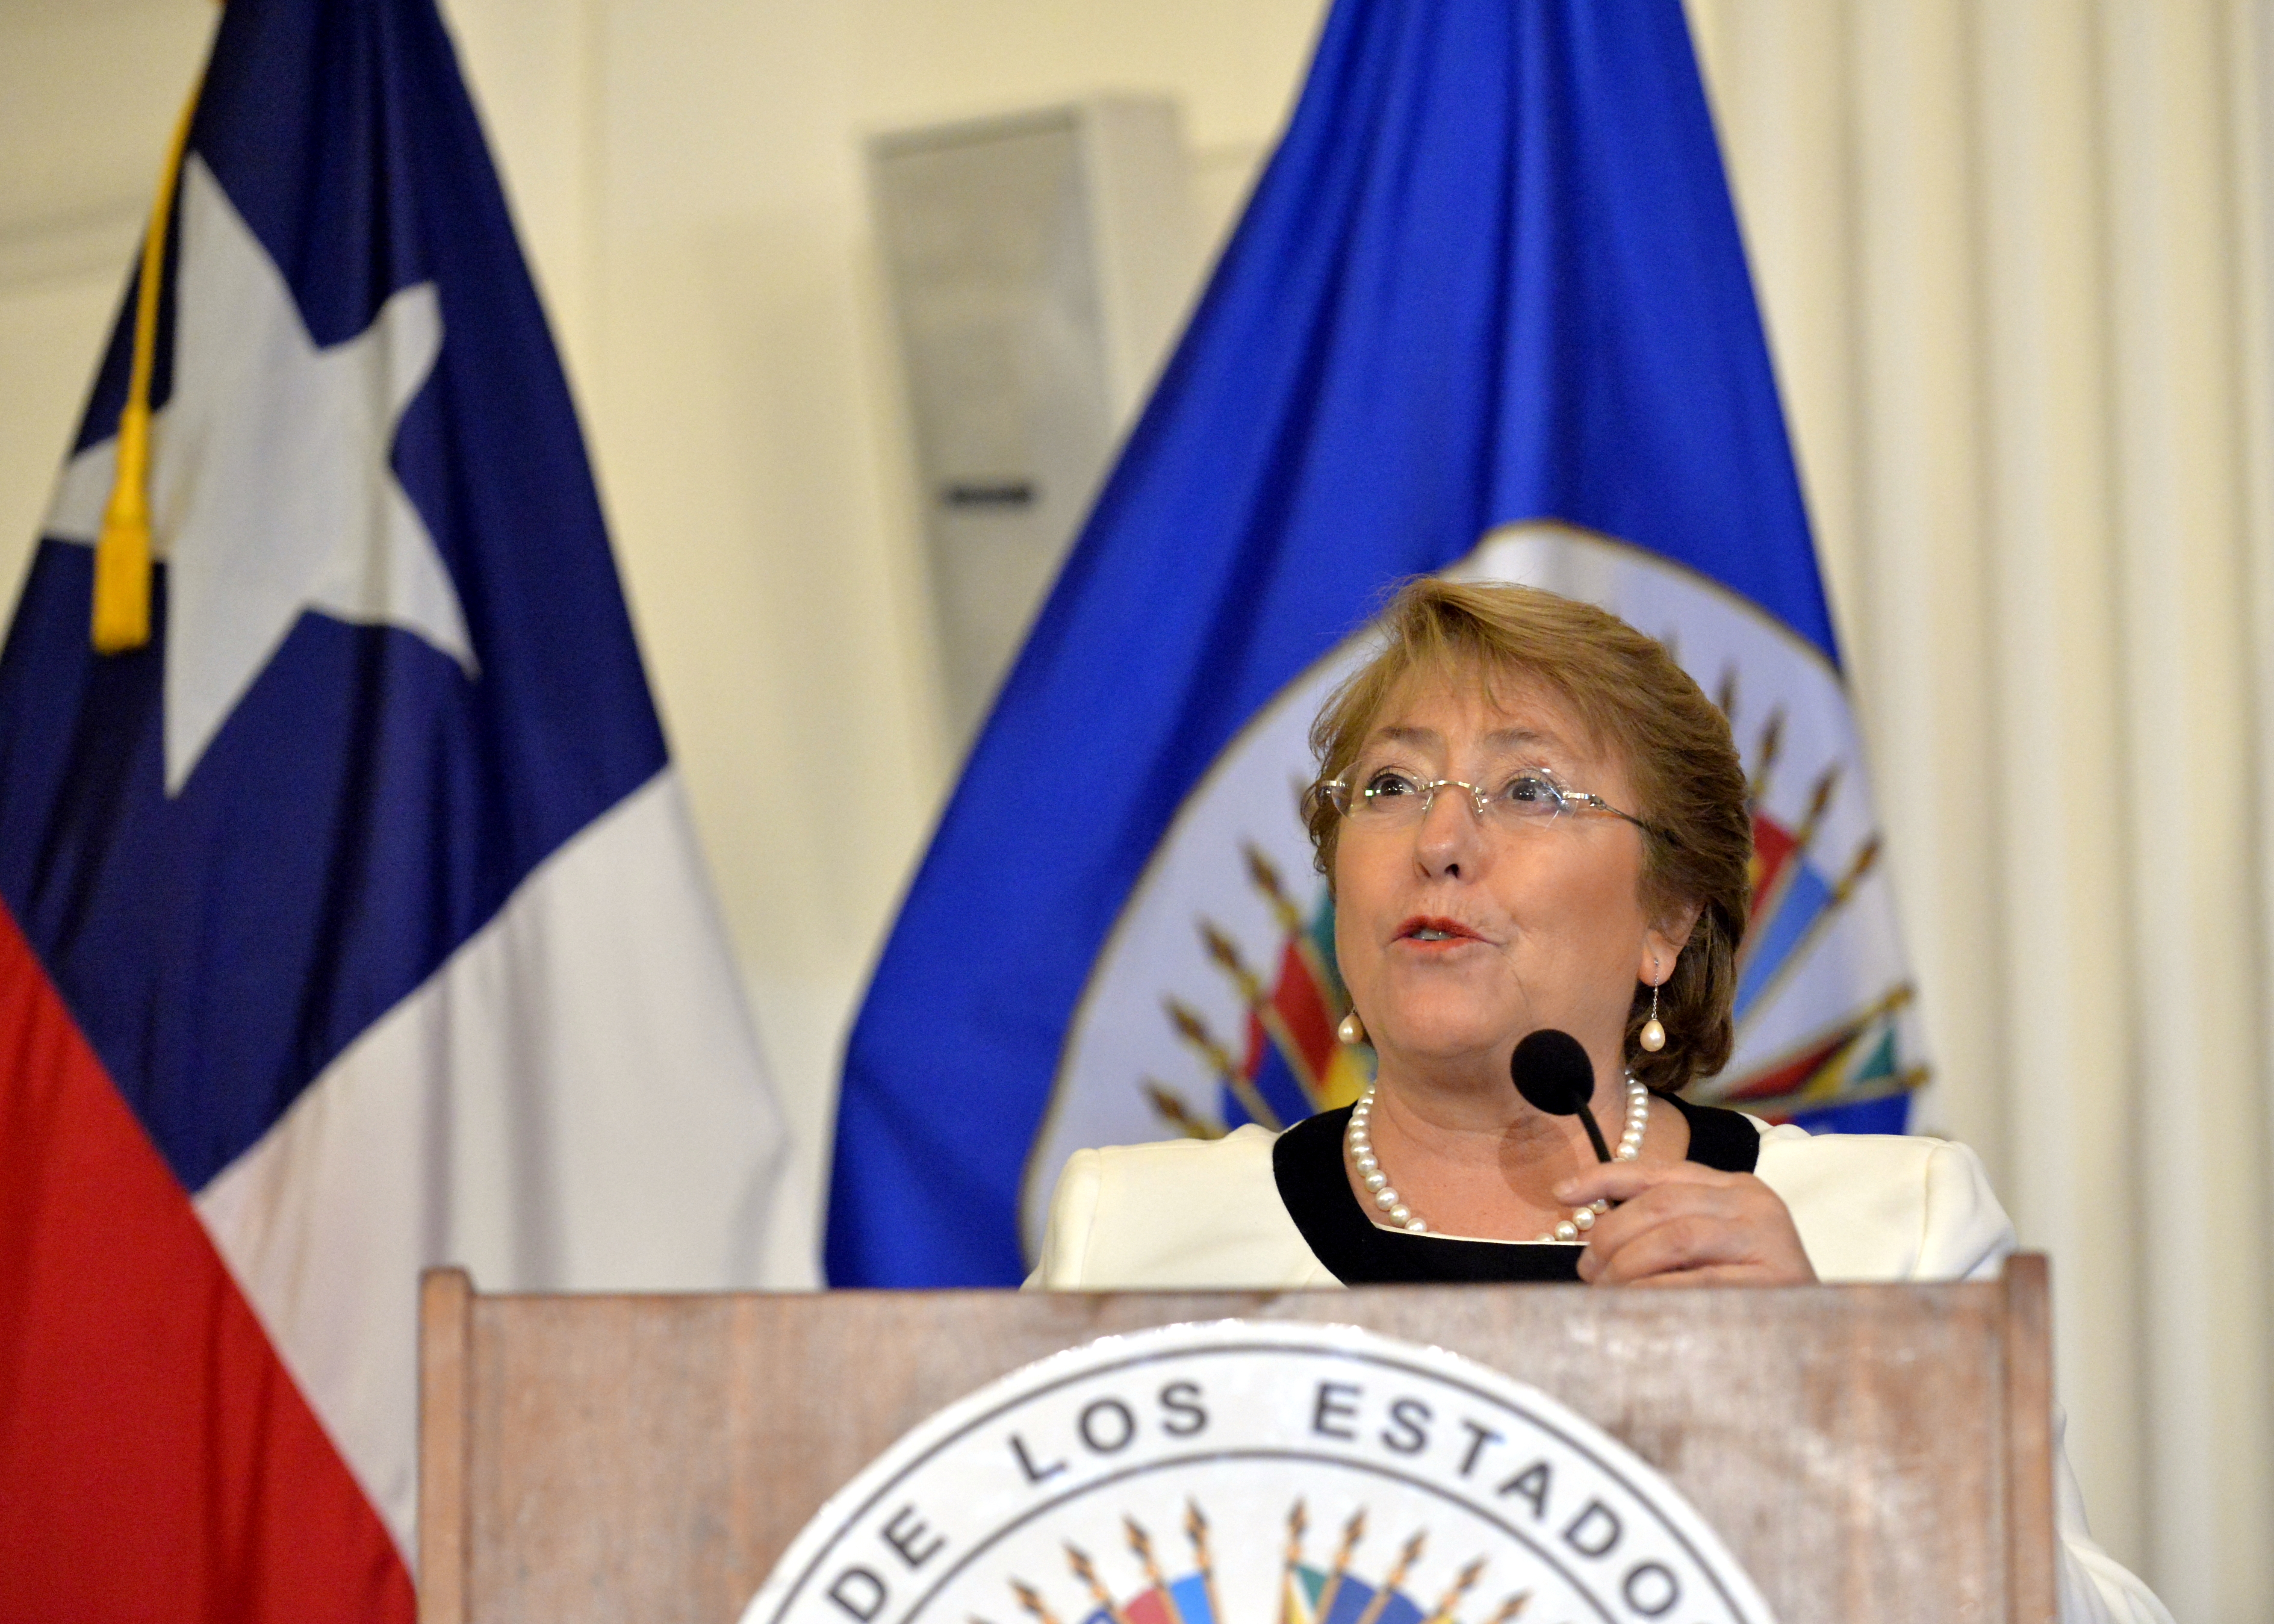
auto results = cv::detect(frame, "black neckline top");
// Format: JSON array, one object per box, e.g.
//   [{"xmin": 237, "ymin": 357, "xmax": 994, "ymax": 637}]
[{"xmin": 1269, "ymin": 1093, "xmax": 1761, "ymax": 1284}]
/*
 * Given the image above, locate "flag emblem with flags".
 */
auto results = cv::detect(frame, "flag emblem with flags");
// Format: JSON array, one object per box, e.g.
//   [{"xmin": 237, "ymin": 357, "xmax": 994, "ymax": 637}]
[
  {"xmin": 0, "ymin": 0, "xmax": 784, "ymax": 1614},
  {"xmin": 829, "ymin": 0, "xmax": 1923, "ymax": 1290}
]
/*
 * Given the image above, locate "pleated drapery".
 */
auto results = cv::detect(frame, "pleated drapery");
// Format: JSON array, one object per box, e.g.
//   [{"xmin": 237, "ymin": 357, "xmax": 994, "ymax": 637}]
[{"xmin": 1686, "ymin": 3, "xmax": 2274, "ymax": 1616}]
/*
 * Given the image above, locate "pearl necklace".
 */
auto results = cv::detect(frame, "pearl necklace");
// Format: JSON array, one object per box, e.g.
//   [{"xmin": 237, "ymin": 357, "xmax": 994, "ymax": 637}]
[{"xmin": 1344, "ymin": 1076, "xmax": 1652, "ymax": 1241}]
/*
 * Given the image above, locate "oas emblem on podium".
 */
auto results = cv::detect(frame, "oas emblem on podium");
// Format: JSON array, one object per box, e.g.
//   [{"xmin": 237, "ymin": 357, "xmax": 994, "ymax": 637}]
[{"xmin": 740, "ymin": 1322, "xmax": 1776, "ymax": 1624}]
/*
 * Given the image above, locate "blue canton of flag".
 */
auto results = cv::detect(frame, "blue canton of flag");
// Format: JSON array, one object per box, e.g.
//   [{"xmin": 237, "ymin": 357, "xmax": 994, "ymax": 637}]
[
  {"xmin": 0, "ymin": 0, "xmax": 783, "ymax": 1612},
  {"xmin": 828, "ymin": 0, "xmax": 1923, "ymax": 1289}
]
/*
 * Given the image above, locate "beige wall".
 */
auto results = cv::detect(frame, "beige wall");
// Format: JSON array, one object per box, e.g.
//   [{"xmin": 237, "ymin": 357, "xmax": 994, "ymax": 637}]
[{"xmin": 7, "ymin": 3, "xmax": 2273, "ymax": 1613}]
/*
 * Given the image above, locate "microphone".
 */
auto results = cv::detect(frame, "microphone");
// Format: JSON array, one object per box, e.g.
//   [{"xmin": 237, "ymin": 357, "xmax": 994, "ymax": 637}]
[{"xmin": 1510, "ymin": 1029, "xmax": 1611, "ymax": 1164}]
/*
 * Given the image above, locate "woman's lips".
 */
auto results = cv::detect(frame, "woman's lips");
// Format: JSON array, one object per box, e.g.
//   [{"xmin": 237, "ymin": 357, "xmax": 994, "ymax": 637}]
[{"xmin": 1395, "ymin": 915, "xmax": 1488, "ymax": 946}]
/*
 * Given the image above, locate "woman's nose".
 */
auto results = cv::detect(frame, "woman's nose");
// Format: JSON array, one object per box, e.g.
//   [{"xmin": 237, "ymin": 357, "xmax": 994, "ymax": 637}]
[{"xmin": 1414, "ymin": 782, "xmax": 1482, "ymax": 874}]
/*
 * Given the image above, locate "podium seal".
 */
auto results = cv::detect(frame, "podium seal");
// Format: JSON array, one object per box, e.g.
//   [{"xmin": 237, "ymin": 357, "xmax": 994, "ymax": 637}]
[{"xmin": 737, "ymin": 1321, "xmax": 1776, "ymax": 1624}]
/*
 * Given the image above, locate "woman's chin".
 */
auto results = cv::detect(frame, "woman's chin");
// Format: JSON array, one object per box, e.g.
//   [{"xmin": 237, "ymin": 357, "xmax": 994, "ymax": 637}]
[{"xmin": 1372, "ymin": 1023, "xmax": 1522, "ymax": 1076}]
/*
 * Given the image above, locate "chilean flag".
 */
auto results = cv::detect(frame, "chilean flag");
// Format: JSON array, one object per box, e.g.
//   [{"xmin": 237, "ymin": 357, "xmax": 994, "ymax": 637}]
[{"xmin": 0, "ymin": 0, "xmax": 785, "ymax": 1615}]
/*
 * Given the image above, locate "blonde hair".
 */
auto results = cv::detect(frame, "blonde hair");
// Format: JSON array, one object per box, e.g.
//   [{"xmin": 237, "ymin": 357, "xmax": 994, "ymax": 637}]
[{"xmin": 1304, "ymin": 578, "xmax": 1752, "ymax": 1092}]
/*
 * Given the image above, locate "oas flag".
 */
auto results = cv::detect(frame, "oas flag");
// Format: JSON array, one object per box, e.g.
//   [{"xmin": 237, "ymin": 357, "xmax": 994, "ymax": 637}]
[
  {"xmin": 0, "ymin": 0, "xmax": 784, "ymax": 1616},
  {"xmin": 829, "ymin": 0, "xmax": 1926, "ymax": 1291}
]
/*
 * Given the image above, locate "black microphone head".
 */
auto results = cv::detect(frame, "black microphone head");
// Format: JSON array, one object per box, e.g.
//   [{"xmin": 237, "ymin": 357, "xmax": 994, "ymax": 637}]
[{"xmin": 1510, "ymin": 1028, "xmax": 1595, "ymax": 1117}]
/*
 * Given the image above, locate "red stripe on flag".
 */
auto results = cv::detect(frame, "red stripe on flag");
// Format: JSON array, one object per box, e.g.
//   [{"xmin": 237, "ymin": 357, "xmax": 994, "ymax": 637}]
[{"xmin": 0, "ymin": 900, "xmax": 413, "ymax": 1623}]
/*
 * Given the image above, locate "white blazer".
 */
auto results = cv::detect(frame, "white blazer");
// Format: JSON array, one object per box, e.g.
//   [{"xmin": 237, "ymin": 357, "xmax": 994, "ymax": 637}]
[{"xmin": 1027, "ymin": 1118, "xmax": 2173, "ymax": 1624}]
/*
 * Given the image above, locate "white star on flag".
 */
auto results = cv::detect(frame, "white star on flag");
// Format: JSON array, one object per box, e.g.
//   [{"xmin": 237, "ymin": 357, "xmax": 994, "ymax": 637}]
[{"xmin": 45, "ymin": 153, "xmax": 475, "ymax": 793}]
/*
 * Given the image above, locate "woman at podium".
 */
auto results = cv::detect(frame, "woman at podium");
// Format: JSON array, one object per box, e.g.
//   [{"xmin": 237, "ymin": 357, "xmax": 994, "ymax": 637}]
[{"xmin": 1029, "ymin": 579, "xmax": 2170, "ymax": 1622}]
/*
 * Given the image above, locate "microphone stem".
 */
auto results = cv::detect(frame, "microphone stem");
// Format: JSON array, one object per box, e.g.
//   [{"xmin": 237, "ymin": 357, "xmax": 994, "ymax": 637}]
[{"xmin": 1575, "ymin": 1102, "xmax": 1612, "ymax": 1164}]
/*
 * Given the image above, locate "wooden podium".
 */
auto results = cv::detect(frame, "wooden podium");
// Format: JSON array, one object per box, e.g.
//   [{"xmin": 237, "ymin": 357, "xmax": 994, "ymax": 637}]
[{"xmin": 418, "ymin": 1259, "xmax": 2056, "ymax": 1624}]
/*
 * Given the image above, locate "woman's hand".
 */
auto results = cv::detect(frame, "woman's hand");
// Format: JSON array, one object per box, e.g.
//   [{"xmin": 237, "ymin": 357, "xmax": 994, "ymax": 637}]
[{"xmin": 1552, "ymin": 1162, "xmax": 1817, "ymax": 1287}]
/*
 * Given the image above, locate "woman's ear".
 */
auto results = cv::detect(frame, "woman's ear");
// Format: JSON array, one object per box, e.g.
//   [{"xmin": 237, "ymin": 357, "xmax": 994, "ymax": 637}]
[{"xmin": 1640, "ymin": 901, "xmax": 1702, "ymax": 980}]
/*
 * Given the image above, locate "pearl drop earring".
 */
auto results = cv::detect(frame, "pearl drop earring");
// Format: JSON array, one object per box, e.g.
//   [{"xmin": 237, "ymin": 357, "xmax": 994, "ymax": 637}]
[
  {"xmin": 1639, "ymin": 974, "xmax": 1666, "ymax": 1053},
  {"xmin": 1337, "ymin": 1010, "xmax": 1366, "ymax": 1045}
]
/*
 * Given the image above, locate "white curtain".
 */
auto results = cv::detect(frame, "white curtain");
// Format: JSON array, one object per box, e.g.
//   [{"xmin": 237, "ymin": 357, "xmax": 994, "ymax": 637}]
[{"xmin": 1685, "ymin": 2, "xmax": 2274, "ymax": 1616}]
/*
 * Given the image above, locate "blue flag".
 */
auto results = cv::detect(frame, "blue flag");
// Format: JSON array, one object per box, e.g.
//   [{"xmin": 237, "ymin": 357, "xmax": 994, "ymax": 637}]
[
  {"xmin": 829, "ymin": 0, "xmax": 1921, "ymax": 1288},
  {"xmin": 0, "ymin": 0, "xmax": 779, "ymax": 1608}
]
